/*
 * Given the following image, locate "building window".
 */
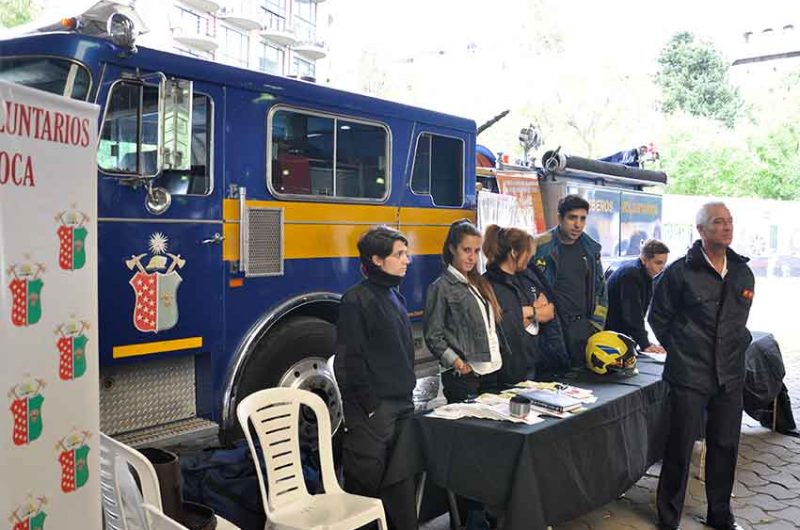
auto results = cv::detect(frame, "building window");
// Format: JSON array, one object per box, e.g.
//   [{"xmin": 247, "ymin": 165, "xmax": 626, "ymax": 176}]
[
  {"xmin": 291, "ymin": 56, "xmax": 315, "ymax": 78},
  {"xmin": 218, "ymin": 26, "xmax": 250, "ymax": 67},
  {"xmin": 294, "ymin": 0, "xmax": 316, "ymax": 24},
  {"xmin": 172, "ymin": 6, "xmax": 215, "ymax": 39},
  {"xmin": 269, "ymin": 108, "xmax": 389, "ymax": 201},
  {"xmin": 263, "ymin": 0, "xmax": 286, "ymax": 14},
  {"xmin": 258, "ymin": 41, "xmax": 285, "ymax": 74},
  {"xmin": 262, "ymin": 9, "xmax": 287, "ymax": 31},
  {"xmin": 411, "ymin": 133, "xmax": 464, "ymax": 207}
]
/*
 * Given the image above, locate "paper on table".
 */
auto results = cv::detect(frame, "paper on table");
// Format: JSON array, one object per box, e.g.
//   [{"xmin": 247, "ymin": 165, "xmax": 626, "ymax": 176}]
[
  {"xmin": 428, "ymin": 396, "xmax": 543, "ymax": 425},
  {"xmin": 512, "ymin": 381, "xmax": 595, "ymax": 403},
  {"xmin": 641, "ymin": 351, "xmax": 667, "ymax": 363}
]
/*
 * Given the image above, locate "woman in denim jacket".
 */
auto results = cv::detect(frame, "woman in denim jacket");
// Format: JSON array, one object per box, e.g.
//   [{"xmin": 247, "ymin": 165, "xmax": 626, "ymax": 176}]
[{"xmin": 424, "ymin": 219, "xmax": 505, "ymax": 403}]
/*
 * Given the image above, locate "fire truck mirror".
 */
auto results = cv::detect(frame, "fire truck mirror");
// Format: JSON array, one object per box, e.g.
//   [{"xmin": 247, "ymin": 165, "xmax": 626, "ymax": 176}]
[{"xmin": 160, "ymin": 78, "xmax": 193, "ymax": 172}]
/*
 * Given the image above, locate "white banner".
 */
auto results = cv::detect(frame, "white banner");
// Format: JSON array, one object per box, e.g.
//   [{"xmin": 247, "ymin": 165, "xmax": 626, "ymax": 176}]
[{"xmin": 0, "ymin": 81, "xmax": 100, "ymax": 530}]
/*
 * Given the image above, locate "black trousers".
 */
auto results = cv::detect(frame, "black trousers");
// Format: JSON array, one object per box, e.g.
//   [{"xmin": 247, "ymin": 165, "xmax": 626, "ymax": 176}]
[
  {"xmin": 342, "ymin": 397, "xmax": 415, "ymax": 529},
  {"xmin": 657, "ymin": 382, "xmax": 743, "ymax": 528},
  {"xmin": 563, "ymin": 317, "xmax": 595, "ymax": 368},
  {"xmin": 441, "ymin": 369, "xmax": 500, "ymax": 404}
]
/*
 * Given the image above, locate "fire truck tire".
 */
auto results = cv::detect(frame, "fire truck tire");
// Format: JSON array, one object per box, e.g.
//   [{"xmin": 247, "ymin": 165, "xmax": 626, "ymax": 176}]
[{"xmin": 227, "ymin": 316, "xmax": 343, "ymax": 447}]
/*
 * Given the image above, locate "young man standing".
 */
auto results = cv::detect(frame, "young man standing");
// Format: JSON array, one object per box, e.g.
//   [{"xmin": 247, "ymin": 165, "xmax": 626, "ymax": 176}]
[
  {"xmin": 649, "ymin": 202, "xmax": 754, "ymax": 530},
  {"xmin": 531, "ymin": 194, "xmax": 607, "ymax": 369},
  {"xmin": 606, "ymin": 238, "xmax": 670, "ymax": 353},
  {"xmin": 334, "ymin": 226, "xmax": 416, "ymax": 526}
]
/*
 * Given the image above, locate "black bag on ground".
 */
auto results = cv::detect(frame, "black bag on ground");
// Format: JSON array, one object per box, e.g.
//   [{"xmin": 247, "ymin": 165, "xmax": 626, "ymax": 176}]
[{"xmin": 743, "ymin": 332, "xmax": 797, "ymax": 434}]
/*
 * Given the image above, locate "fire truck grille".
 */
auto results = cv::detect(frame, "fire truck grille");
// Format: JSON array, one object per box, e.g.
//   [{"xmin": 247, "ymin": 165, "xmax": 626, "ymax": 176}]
[{"xmin": 245, "ymin": 206, "xmax": 283, "ymax": 276}]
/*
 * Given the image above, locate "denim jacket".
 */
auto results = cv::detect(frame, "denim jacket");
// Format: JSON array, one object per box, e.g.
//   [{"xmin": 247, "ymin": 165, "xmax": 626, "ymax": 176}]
[{"xmin": 424, "ymin": 268, "xmax": 496, "ymax": 368}]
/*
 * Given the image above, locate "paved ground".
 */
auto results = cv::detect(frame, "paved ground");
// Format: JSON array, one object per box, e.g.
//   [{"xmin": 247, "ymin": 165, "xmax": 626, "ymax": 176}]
[{"xmin": 423, "ymin": 277, "xmax": 800, "ymax": 530}]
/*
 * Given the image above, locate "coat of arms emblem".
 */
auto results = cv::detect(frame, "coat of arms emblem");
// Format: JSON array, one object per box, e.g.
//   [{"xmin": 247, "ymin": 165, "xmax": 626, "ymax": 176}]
[
  {"xmin": 55, "ymin": 209, "xmax": 89, "ymax": 271},
  {"xmin": 8, "ymin": 378, "xmax": 45, "ymax": 446},
  {"xmin": 7, "ymin": 258, "xmax": 45, "ymax": 327},
  {"xmin": 125, "ymin": 232, "xmax": 186, "ymax": 333},
  {"xmin": 9, "ymin": 495, "xmax": 48, "ymax": 530},
  {"xmin": 55, "ymin": 319, "xmax": 89, "ymax": 381},
  {"xmin": 55, "ymin": 430, "xmax": 91, "ymax": 493}
]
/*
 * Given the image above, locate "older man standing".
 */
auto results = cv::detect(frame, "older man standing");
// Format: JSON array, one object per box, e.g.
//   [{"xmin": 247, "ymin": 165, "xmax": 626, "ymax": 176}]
[{"xmin": 649, "ymin": 202, "xmax": 754, "ymax": 530}]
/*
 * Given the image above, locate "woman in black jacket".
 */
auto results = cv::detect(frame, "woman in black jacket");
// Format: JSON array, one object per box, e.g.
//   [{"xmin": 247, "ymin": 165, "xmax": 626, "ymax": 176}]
[{"xmin": 483, "ymin": 225, "xmax": 568, "ymax": 383}]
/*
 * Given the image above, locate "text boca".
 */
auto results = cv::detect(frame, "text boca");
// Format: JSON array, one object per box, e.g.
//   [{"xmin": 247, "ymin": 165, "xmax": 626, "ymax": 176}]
[{"xmin": 0, "ymin": 151, "xmax": 35, "ymax": 187}]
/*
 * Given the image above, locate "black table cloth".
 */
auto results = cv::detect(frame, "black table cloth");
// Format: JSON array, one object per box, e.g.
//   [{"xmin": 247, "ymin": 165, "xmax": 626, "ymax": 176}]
[{"xmin": 384, "ymin": 359, "xmax": 669, "ymax": 530}]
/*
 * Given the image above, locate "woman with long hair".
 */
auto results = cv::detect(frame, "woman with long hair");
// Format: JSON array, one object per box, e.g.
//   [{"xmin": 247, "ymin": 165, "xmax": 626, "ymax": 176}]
[
  {"xmin": 482, "ymin": 224, "xmax": 566, "ymax": 383},
  {"xmin": 423, "ymin": 219, "xmax": 505, "ymax": 403}
]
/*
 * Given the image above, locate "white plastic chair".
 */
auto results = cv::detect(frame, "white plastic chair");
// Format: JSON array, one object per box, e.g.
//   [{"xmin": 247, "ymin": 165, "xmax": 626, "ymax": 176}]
[
  {"xmin": 99, "ymin": 433, "xmax": 238, "ymax": 530},
  {"xmin": 237, "ymin": 387, "xmax": 387, "ymax": 530}
]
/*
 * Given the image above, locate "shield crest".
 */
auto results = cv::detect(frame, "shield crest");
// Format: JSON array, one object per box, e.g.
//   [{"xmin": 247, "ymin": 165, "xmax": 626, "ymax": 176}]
[
  {"xmin": 9, "ymin": 278, "xmax": 44, "ymax": 327},
  {"xmin": 10, "ymin": 393, "xmax": 44, "ymax": 446},
  {"xmin": 57, "ymin": 225, "xmax": 88, "ymax": 271},
  {"xmin": 129, "ymin": 271, "xmax": 183, "ymax": 333},
  {"xmin": 58, "ymin": 443, "xmax": 90, "ymax": 493},
  {"xmin": 58, "ymin": 335, "xmax": 88, "ymax": 380},
  {"xmin": 127, "ymin": 233, "xmax": 185, "ymax": 334}
]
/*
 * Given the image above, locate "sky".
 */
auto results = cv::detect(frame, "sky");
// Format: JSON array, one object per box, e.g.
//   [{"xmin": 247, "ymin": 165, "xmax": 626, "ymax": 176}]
[{"xmin": 319, "ymin": 0, "xmax": 800, "ymax": 155}]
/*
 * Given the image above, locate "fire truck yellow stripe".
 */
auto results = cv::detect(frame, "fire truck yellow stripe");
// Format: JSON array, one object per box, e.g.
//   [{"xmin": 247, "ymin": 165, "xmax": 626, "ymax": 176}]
[
  {"xmin": 222, "ymin": 199, "xmax": 475, "ymax": 261},
  {"xmin": 112, "ymin": 337, "xmax": 203, "ymax": 359}
]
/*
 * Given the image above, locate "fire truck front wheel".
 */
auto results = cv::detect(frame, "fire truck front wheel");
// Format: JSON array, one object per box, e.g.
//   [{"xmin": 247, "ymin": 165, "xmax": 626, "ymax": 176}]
[{"xmin": 233, "ymin": 316, "xmax": 343, "ymax": 444}]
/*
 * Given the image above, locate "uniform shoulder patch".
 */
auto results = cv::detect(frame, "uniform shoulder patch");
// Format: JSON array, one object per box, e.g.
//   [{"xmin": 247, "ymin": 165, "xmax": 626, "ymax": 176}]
[{"xmin": 741, "ymin": 288, "xmax": 754, "ymax": 301}]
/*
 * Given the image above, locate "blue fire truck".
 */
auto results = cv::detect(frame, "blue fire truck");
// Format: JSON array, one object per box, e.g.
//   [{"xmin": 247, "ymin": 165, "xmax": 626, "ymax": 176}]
[{"xmin": 0, "ymin": 11, "xmax": 476, "ymax": 444}]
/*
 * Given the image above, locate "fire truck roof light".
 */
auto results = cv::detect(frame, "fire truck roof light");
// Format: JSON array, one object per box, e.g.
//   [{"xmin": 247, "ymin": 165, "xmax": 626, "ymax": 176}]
[{"xmin": 60, "ymin": 17, "xmax": 79, "ymax": 30}]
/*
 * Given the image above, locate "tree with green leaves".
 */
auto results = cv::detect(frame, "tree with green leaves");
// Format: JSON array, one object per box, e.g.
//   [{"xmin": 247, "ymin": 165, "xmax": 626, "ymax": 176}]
[
  {"xmin": 0, "ymin": 0, "xmax": 37, "ymax": 28},
  {"xmin": 656, "ymin": 32, "xmax": 742, "ymax": 128}
]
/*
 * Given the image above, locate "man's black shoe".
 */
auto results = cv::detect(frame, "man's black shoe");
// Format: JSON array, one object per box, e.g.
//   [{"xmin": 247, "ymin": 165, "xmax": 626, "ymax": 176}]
[
  {"xmin": 698, "ymin": 516, "xmax": 743, "ymax": 530},
  {"xmin": 656, "ymin": 522, "xmax": 680, "ymax": 530}
]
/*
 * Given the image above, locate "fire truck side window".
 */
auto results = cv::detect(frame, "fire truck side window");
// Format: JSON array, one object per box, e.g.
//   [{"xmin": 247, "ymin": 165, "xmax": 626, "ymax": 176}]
[
  {"xmin": 98, "ymin": 81, "xmax": 160, "ymax": 175},
  {"xmin": 159, "ymin": 94, "xmax": 212, "ymax": 195},
  {"xmin": 270, "ymin": 109, "xmax": 388, "ymax": 200},
  {"xmin": 411, "ymin": 133, "xmax": 464, "ymax": 207}
]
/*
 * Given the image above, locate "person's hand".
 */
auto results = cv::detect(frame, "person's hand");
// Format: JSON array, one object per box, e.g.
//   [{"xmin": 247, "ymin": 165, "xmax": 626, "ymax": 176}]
[
  {"xmin": 453, "ymin": 357, "xmax": 472, "ymax": 375},
  {"xmin": 533, "ymin": 294, "xmax": 555, "ymax": 323},
  {"xmin": 644, "ymin": 344, "xmax": 666, "ymax": 354}
]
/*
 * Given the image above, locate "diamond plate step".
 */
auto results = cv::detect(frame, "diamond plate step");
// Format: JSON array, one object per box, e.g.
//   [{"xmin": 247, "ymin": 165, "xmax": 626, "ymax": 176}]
[{"xmin": 112, "ymin": 417, "xmax": 219, "ymax": 448}]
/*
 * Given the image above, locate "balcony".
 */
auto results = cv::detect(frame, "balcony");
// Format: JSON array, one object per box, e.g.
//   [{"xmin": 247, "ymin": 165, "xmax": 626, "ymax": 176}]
[
  {"xmin": 178, "ymin": 0, "xmax": 221, "ymax": 13},
  {"xmin": 172, "ymin": 26, "xmax": 218, "ymax": 52},
  {"xmin": 260, "ymin": 25, "xmax": 297, "ymax": 47},
  {"xmin": 218, "ymin": 1, "xmax": 262, "ymax": 31},
  {"xmin": 293, "ymin": 40, "xmax": 327, "ymax": 60}
]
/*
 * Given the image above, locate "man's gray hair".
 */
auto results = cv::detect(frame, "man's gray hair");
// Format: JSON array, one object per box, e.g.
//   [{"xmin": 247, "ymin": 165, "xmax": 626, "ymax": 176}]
[{"xmin": 695, "ymin": 201, "xmax": 728, "ymax": 228}]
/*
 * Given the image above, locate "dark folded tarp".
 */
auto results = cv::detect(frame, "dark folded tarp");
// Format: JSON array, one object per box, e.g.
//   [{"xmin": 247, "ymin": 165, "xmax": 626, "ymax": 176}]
[{"xmin": 743, "ymin": 332, "xmax": 797, "ymax": 433}]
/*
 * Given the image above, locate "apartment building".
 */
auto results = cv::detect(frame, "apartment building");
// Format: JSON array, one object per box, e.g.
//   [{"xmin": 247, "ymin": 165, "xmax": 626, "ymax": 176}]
[{"xmin": 136, "ymin": 0, "xmax": 328, "ymax": 79}]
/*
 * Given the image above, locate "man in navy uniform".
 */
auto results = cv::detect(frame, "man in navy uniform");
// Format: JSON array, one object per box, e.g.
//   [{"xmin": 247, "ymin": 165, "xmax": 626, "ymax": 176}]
[
  {"xmin": 606, "ymin": 238, "xmax": 670, "ymax": 353},
  {"xmin": 649, "ymin": 202, "xmax": 754, "ymax": 530}
]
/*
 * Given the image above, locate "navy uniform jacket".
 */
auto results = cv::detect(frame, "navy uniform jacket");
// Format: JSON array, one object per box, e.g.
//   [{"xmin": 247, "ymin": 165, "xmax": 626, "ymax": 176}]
[
  {"xmin": 648, "ymin": 240, "xmax": 754, "ymax": 392},
  {"xmin": 606, "ymin": 258, "xmax": 653, "ymax": 350}
]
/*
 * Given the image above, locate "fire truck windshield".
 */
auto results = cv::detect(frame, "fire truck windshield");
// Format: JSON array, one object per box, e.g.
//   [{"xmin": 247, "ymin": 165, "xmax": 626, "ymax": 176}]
[{"xmin": 0, "ymin": 57, "xmax": 90, "ymax": 100}]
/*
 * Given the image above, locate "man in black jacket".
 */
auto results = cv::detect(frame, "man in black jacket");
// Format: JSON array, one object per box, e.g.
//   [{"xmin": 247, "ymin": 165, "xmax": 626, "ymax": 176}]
[
  {"xmin": 606, "ymin": 239, "xmax": 669, "ymax": 353},
  {"xmin": 649, "ymin": 202, "xmax": 754, "ymax": 530},
  {"xmin": 335, "ymin": 226, "xmax": 416, "ymax": 525}
]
